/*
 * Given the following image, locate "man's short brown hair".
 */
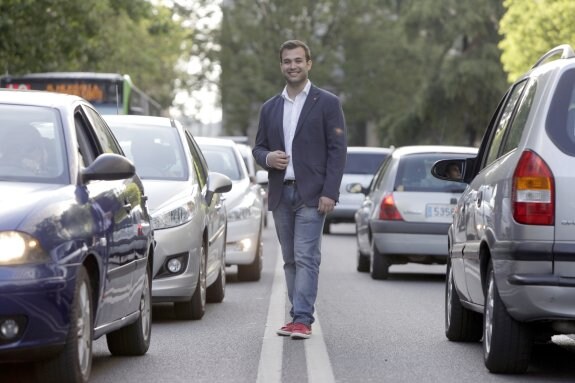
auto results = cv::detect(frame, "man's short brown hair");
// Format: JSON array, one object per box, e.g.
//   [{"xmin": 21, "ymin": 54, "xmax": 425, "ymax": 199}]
[{"xmin": 279, "ymin": 40, "xmax": 312, "ymax": 62}]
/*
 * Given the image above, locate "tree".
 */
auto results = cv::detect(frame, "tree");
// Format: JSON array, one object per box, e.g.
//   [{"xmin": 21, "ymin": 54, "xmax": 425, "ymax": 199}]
[
  {"xmin": 0, "ymin": 0, "xmax": 190, "ymax": 109},
  {"xmin": 217, "ymin": 0, "xmax": 508, "ymax": 147},
  {"xmin": 389, "ymin": 0, "xmax": 508, "ymax": 147},
  {"xmin": 499, "ymin": 0, "xmax": 575, "ymax": 82}
]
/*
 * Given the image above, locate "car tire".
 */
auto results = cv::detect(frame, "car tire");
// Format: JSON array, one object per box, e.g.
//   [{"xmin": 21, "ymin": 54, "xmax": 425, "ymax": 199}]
[
  {"xmin": 175, "ymin": 245, "xmax": 206, "ymax": 320},
  {"xmin": 483, "ymin": 260, "xmax": 532, "ymax": 374},
  {"xmin": 106, "ymin": 261, "xmax": 152, "ymax": 356},
  {"xmin": 370, "ymin": 239, "xmax": 390, "ymax": 280},
  {"xmin": 207, "ymin": 251, "xmax": 226, "ymax": 303},
  {"xmin": 238, "ymin": 239, "xmax": 263, "ymax": 282},
  {"xmin": 356, "ymin": 250, "xmax": 370, "ymax": 272},
  {"xmin": 445, "ymin": 260, "xmax": 482, "ymax": 342},
  {"xmin": 35, "ymin": 266, "xmax": 93, "ymax": 383}
]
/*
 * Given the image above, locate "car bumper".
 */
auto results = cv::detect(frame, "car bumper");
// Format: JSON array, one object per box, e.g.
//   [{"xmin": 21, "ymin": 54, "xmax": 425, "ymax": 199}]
[
  {"xmin": 225, "ymin": 218, "xmax": 261, "ymax": 265},
  {"xmin": 494, "ymin": 258, "xmax": 575, "ymax": 322},
  {"xmin": 0, "ymin": 264, "xmax": 76, "ymax": 361},
  {"xmin": 326, "ymin": 207, "xmax": 358, "ymax": 223},
  {"xmin": 371, "ymin": 220, "xmax": 450, "ymax": 257},
  {"xmin": 151, "ymin": 224, "xmax": 200, "ymax": 302}
]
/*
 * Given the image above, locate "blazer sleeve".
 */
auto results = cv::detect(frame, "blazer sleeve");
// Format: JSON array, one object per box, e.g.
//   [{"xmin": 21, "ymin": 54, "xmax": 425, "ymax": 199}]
[{"xmin": 322, "ymin": 94, "xmax": 347, "ymax": 202}]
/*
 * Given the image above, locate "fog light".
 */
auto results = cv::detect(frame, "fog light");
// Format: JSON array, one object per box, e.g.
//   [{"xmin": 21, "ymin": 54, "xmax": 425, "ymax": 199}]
[
  {"xmin": 167, "ymin": 258, "xmax": 182, "ymax": 273},
  {"xmin": 0, "ymin": 319, "xmax": 19, "ymax": 339}
]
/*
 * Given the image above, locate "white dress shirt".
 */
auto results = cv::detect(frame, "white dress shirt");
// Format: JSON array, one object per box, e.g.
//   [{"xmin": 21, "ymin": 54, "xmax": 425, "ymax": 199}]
[{"xmin": 281, "ymin": 80, "xmax": 311, "ymax": 180}]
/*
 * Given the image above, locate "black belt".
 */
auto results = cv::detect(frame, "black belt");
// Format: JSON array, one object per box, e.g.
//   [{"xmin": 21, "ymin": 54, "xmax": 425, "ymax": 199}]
[{"xmin": 283, "ymin": 179, "xmax": 296, "ymax": 186}]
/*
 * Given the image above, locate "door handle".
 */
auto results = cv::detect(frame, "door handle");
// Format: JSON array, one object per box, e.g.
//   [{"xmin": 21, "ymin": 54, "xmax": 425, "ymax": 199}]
[
  {"xmin": 123, "ymin": 203, "xmax": 132, "ymax": 213},
  {"xmin": 476, "ymin": 191, "xmax": 483, "ymax": 207}
]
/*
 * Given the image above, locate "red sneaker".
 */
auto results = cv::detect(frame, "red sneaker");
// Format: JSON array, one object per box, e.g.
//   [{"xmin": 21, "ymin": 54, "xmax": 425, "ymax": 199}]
[
  {"xmin": 276, "ymin": 322, "xmax": 295, "ymax": 336},
  {"xmin": 290, "ymin": 323, "xmax": 311, "ymax": 339}
]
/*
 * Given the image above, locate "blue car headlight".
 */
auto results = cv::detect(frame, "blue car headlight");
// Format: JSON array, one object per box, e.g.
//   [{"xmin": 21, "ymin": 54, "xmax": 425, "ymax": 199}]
[
  {"xmin": 151, "ymin": 202, "xmax": 194, "ymax": 230},
  {"xmin": 0, "ymin": 231, "xmax": 49, "ymax": 265}
]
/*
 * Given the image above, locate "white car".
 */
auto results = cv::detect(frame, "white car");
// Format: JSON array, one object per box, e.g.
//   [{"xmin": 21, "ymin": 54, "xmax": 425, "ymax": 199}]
[
  {"xmin": 352, "ymin": 145, "xmax": 478, "ymax": 278},
  {"xmin": 105, "ymin": 116, "xmax": 232, "ymax": 320},
  {"xmin": 324, "ymin": 146, "xmax": 392, "ymax": 234},
  {"xmin": 197, "ymin": 137, "xmax": 265, "ymax": 281}
]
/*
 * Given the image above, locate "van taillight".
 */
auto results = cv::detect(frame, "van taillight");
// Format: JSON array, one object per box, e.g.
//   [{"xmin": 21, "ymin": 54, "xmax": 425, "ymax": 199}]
[
  {"xmin": 512, "ymin": 150, "xmax": 554, "ymax": 225},
  {"xmin": 379, "ymin": 193, "xmax": 402, "ymax": 220}
]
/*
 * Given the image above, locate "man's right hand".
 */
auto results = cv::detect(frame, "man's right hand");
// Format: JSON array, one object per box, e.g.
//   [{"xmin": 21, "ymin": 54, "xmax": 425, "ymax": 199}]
[{"xmin": 268, "ymin": 151, "xmax": 290, "ymax": 170}]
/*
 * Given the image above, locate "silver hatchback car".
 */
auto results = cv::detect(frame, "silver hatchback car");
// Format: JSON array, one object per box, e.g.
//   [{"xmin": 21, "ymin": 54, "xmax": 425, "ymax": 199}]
[
  {"xmin": 431, "ymin": 44, "xmax": 575, "ymax": 374},
  {"xmin": 353, "ymin": 145, "xmax": 477, "ymax": 278}
]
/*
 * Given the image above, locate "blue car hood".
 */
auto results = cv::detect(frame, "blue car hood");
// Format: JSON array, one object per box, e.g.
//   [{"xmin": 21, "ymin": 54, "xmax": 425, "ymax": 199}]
[{"xmin": 0, "ymin": 181, "xmax": 65, "ymax": 230}]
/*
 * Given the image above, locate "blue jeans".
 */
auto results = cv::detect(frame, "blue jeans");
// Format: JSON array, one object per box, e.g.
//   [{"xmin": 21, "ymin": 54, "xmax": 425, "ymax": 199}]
[{"xmin": 272, "ymin": 184, "xmax": 325, "ymax": 326}]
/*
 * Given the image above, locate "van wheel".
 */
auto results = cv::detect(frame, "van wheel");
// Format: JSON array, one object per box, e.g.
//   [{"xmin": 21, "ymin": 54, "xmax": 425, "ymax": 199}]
[
  {"xmin": 445, "ymin": 261, "xmax": 482, "ymax": 341},
  {"xmin": 483, "ymin": 261, "xmax": 532, "ymax": 373}
]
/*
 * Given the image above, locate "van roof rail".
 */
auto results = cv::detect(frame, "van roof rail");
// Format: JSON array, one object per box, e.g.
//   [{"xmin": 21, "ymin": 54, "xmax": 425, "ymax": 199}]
[{"xmin": 531, "ymin": 44, "xmax": 575, "ymax": 69}]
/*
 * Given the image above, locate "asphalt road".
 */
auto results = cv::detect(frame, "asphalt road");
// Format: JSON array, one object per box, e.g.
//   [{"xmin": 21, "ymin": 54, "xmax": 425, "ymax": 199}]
[{"xmin": 4, "ymin": 220, "xmax": 575, "ymax": 382}]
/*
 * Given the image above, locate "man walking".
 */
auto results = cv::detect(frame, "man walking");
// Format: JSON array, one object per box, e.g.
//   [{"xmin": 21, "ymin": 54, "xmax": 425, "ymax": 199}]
[{"xmin": 252, "ymin": 39, "xmax": 347, "ymax": 339}]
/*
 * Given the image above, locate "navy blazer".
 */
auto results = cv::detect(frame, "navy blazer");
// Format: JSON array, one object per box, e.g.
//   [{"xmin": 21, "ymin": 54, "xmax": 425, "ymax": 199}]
[{"xmin": 253, "ymin": 84, "xmax": 347, "ymax": 210}]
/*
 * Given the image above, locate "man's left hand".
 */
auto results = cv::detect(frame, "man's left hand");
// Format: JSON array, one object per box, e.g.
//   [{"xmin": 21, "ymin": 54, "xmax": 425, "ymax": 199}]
[{"xmin": 318, "ymin": 196, "xmax": 335, "ymax": 214}]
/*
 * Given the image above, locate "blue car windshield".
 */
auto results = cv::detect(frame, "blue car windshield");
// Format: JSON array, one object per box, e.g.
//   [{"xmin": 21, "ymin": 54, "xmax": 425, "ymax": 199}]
[{"xmin": 0, "ymin": 105, "xmax": 68, "ymax": 184}]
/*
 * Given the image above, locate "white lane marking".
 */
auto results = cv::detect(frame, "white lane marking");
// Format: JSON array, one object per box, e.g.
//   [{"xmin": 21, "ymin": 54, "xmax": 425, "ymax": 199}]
[
  {"xmin": 256, "ymin": 248, "xmax": 285, "ymax": 383},
  {"xmin": 305, "ymin": 311, "xmax": 336, "ymax": 383}
]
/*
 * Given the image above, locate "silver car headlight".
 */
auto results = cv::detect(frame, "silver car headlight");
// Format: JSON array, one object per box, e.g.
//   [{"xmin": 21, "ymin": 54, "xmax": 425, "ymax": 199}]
[
  {"xmin": 0, "ymin": 231, "xmax": 50, "ymax": 265},
  {"xmin": 151, "ymin": 201, "xmax": 195, "ymax": 230}
]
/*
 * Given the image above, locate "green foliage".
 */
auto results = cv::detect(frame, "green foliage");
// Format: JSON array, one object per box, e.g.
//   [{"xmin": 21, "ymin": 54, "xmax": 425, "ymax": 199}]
[
  {"xmin": 218, "ymin": 0, "xmax": 508, "ymax": 147},
  {"xmin": 499, "ymin": 0, "xmax": 575, "ymax": 82},
  {"xmin": 0, "ymin": 0, "xmax": 190, "ymax": 109}
]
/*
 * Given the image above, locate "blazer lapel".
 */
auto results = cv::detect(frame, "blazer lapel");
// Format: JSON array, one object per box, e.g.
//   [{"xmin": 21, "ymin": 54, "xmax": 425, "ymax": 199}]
[
  {"xmin": 294, "ymin": 86, "xmax": 320, "ymax": 137},
  {"xmin": 272, "ymin": 95, "xmax": 286, "ymax": 149}
]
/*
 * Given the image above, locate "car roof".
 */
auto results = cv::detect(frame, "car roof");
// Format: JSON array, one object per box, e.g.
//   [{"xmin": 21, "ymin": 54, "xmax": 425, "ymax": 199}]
[
  {"xmin": 0, "ymin": 88, "xmax": 85, "ymax": 108},
  {"xmin": 347, "ymin": 146, "xmax": 393, "ymax": 154},
  {"xmin": 391, "ymin": 145, "xmax": 478, "ymax": 157},
  {"xmin": 103, "ymin": 114, "xmax": 176, "ymax": 128},
  {"xmin": 195, "ymin": 136, "xmax": 238, "ymax": 147}
]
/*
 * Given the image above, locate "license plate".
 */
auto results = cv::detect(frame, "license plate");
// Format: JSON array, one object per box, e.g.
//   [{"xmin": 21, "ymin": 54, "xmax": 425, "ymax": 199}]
[{"xmin": 426, "ymin": 204, "xmax": 455, "ymax": 218}]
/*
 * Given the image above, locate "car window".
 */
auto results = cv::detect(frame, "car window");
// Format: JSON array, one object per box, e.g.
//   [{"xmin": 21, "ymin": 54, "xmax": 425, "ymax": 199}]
[
  {"xmin": 370, "ymin": 155, "xmax": 392, "ymax": 193},
  {"xmin": 546, "ymin": 67, "xmax": 575, "ymax": 156},
  {"xmin": 83, "ymin": 105, "xmax": 123, "ymax": 155},
  {"xmin": 0, "ymin": 104, "xmax": 68, "ymax": 184},
  {"xmin": 394, "ymin": 153, "xmax": 468, "ymax": 193},
  {"xmin": 502, "ymin": 79, "xmax": 536, "ymax": 155},
  {"xmin": 484, "ymin": 81, "xmax": 527, "ymax": 167},
  {"xmin": 201, "ymin": 145, "xmax": 242, "ymax": 181},
  {"xmin": 345, "ymin": 152, "xmax": 388, "ymax": 175},
  {"xmin": 110, "ymin": 124, "xmax": 188, "ymax": 181},
  {"xmin": 185, "ymin": 131, "xmax": 208, "ymax": 189}
]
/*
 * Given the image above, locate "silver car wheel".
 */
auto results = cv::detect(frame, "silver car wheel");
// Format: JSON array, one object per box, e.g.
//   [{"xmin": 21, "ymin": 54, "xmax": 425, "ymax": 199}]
[
  {"xmin": 484, "ymin": 273, "xmax": 495, "ymax": 355},
  {"xmin": 446, "ymin": 265, "xmax": 454, "ymax": 330},
  {"xmin": 76, "ymin": 279, "xmax": 92, "ymax": 377},
  {"xmin": 140, "ymin": 270, "xmax": 151, "ymax": 343}
]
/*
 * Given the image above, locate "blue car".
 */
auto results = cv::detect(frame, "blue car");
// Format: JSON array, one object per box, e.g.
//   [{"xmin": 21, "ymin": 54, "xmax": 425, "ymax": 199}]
[{"xmin": 0, "ymin": 89, "xmax": 154, "ymax": 382}]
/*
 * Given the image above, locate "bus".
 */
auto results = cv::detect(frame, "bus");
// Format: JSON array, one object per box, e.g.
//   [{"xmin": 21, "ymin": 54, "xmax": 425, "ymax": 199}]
[{"xmin": 0, "ymin": 72, "xmax": 163, "ymax": 116}]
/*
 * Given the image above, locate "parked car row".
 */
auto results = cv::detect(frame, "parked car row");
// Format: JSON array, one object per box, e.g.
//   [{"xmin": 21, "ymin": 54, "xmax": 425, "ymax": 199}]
[{"xmin": 0, "ymin": 89, "xmax": 267, "ymax": 382}]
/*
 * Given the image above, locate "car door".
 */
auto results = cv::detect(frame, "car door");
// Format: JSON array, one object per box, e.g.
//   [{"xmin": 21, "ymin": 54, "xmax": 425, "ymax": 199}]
[
  {"xmin": 76, "ymin": 105, "xmax": 144, "ymax": 325},
  {"xmin": 185, "ymin": 131, "xmax": 226, "ymax": 278},
  {"xmin": 462, "ymin": 80, "xmax": 530, "ymax": 304}
]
